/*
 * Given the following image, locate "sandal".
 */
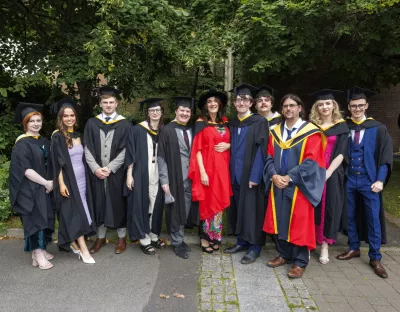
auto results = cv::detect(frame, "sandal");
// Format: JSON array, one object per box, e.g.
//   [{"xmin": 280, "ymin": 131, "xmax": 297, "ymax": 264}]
[
  {"xmin": 200, "ymin": 240, "xmax": 213, "ymax": 254},
  {"xmin": 209, "ymin": 242, "xmax": 220, "ymax": 251},
  {"xmin": 140, "ymin": 244, "xmax": 156, "ymax": 255},
  {"xmin": 319, "ymin": 246, "xmax": 329, "ymax": 265},
  {"xmin": 151, "ymin": 238, "xmax": 166, "ymax": 249}
]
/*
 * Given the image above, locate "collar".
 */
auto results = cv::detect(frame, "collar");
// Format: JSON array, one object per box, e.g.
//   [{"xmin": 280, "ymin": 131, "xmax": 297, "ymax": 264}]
[
  {"xmin": 15, "ymin": 134, "xmax": 40, "ymax": 143},
  {"xmin": 350, "ymin": 115, "xmax": 367, "ymax": 125},
  {"xmin": 238, "ymin": 111, "xmax": 252, "ymax": 122},
  {"xmin": 284, "ymin": 118, "xmax": 304, "ymax": 131},
  {"xmin": 267, "ymin": 111, "xmax": 280, "ymax": 121},
  {"xmin": 100, "ymin": 112, "xmax": 117, "ymax": 121},
  {"xmin": 139, "ymin": 121, "xmax": 158, "ymax": 136}
]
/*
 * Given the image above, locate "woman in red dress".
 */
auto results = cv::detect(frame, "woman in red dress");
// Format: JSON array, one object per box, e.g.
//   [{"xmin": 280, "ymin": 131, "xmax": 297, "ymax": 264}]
[{"xmin": 189, "ymin": 89, "xmax": 232, "ymax": 253}]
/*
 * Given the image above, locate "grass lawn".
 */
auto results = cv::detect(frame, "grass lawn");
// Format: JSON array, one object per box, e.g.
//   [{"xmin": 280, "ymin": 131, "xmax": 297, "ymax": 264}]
[{"xmin": 383, "ymin": 160, "xmax": 400, "ymax": 217}]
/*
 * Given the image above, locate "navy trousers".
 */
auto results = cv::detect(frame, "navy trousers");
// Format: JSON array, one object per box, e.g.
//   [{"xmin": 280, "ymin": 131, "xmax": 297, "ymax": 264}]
[
  {"xmin": 275, "ymin": 237, "xmax": 309, "ymax": 268},
  {"xmin": 347, "ymin": 174, "xmax": 382, "ymax": 260}
]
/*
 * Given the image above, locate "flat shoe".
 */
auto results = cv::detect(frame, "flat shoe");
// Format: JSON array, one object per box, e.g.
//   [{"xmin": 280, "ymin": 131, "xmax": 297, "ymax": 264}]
[{"xmin": 240, "ymin": 251, "xmax": 260, "ymax": 265}]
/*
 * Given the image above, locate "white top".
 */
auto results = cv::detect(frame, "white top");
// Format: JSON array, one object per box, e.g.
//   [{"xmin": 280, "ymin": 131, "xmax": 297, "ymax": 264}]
[
  {"xmin": 350, "ymin": 116, "xmax": 366, "ymax": 143},
  {"xmin": 282, "ymin": 118, "xmax": 305, "ymax": 141}
]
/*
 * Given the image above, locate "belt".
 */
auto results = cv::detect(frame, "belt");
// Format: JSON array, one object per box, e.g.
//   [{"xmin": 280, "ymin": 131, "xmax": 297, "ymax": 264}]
[{"xmin": 350, "ymin": 171, "xmax": 367, "ymax": 175}]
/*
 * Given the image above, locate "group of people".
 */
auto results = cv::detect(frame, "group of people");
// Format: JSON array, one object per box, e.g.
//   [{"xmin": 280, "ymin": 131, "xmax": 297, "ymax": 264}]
[{"xmin": 9, "ymin": 83, "xmax": 393, "ymax": 280}]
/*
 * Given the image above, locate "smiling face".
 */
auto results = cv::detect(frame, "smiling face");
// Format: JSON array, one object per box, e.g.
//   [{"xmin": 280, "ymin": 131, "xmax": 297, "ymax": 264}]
[
  {"xmin": 61, "ymin": 107, "xmax": 77, "ymax": 129},
  {"xmin": 147, "ymin": 105, "xmax": 162, "ymax": 122},
  {"xmin": 348, "ymin": 98, "xmax": 368, "ymax": 120},
  {"xmin": 233, "ymin": 95, "xmax": 253, "ymax": 114},
  {"xmin": 206, "ymin": 96, "xmax": 221, "ymax": 114},
  {"xmin": 175, "ymin": 106, "xmax": 192, "ymax": 124},
  {"xmin": 255, "ymin": 96, "xmax": 273, "ymax": 114},
  {"xmin": 26, "ymin": 114, "xmax": 43, "ymax": 134},
  {"xmin": 281, "ymin": 98, "xmax": 302, "ymax": 121},
  {"xmin": 316, "ymin": 99, "xmax": 334, "ymax": 118},
  {"xmin": 100, "ymin": 96, "xmax": 118, "ymax": 115}
]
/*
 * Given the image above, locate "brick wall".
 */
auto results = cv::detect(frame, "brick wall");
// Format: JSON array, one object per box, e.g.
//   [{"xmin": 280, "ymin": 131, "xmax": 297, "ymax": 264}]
[{"xmin": 367, "ymin": 85, "xmax": 400, "ymax": 152}]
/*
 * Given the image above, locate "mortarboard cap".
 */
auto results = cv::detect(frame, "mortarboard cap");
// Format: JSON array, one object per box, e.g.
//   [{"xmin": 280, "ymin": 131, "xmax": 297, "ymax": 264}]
[
  {"xmin": 255, "ymin": 85, "xmax": 276, "ymax": 99},
  {"xmin": 50, "ymin": 96, "xmax": 78, "ymax": 115},
  {"xmin": 311, "ymin": 89, "xmax": 344, "ymax": 101},
  {"xmin": 139, "ymin": 98, "xmax": 165, "ymax": 111},
  {"xmin": 14, "ymin": 102, "xmax": 44, "ymax": 124},
  {"xmin": 95, "ymin": 86, "xmax": 121, "ymax": 100},
  {"xmin": 172, "ymin": 96, "xmax": 195, "ymax": 110},
  {"xmin": 347, "ymin": 87, "xmax": 377, "ymax": 103},
  {"xmin": 197, "ymin": 89, "xmax": 227, "ymax": 110},
  {"xmin": 229, "ymin": 83, "xmax": 258, "ymax": 97}
]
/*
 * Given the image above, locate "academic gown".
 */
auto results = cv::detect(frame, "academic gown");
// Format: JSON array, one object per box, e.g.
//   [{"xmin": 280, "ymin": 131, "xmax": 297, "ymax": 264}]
[
  {"xmin": 314, "ymin": 120, "xmax": 349, "ymax": 240},
  {"xmin": 188, "ymin": 117, "xmax": 232, "ymax": 220},
  {"xmin": 345, "ymin": 118, "xmax": 393, "ymax": 244},
  {"xmin": 227, "ymin": 114, "xmax": 269, "ymax": 246},
  {"xmin": 124, "ymin": 123, "xmax": 164, "ymax": 241},
  {"xmin": 263, "ymin": 122, "xmax": 326, "ymax": 250},
  {"xmin": 83, "ymin": 117, "xmax": 131, "ymax": 229},
  {"xmin": 157, "ymin": 121, "xmax": 199, "ymax": 234},
  {"xmin": 268, "ymin": 113, "xmax": 282, "ymax": 129},
  {"xmin": 50, "ymin": 131, "xmax": 96, "ymax": 249},
  {"xmin": 9, "ymin": 136, "xmax": 55, "ymax": 238}
]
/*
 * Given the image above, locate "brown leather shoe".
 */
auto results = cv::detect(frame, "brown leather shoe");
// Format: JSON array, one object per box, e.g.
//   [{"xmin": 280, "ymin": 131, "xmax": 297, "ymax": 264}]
[
  {"xmin": 287, "ymin": 265, "xmax": 305, "ymax": 278},
  {"xmin": 336, "ymin": 249, "xmax": 360, "ymax": 260},
  {"xmin": 89, "ymin": 238, "xmax": 106, "ymax": 254},
  {"xmin": 267, "ymin": 256, "xmax": 291, "ymax": 268},
  {"xmin": 115, "ymin": 238, "xmax": 127, "ymax": 254},
  {"xmin": 370, "ymin": 260, "xmax": 388, "ymax": 278}
]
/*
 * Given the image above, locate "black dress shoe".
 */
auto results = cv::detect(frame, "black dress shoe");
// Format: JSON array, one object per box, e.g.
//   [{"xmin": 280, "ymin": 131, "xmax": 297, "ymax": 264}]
[
  {"xmin": 181, "ymin": 241, "xmax": 191, "ymax": 252},
  {"xmin": 224, "ymin": 244, "xmax": 249, "ymax": 254},
  {"xmin": 173, "ymin": 245, "xmax": 188, "ymax": 259},
  {"xmin": 240, "ymin": 250, "xmax": 260, "ymax": 264}
]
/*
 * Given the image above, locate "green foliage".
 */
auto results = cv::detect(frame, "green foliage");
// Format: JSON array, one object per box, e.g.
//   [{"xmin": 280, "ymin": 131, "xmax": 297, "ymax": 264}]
[
  {"xmin": 0, "ymin": 160, "xmax": 11, "ymax": 222},
  {"xmin": 0, "ymin": 103, "xmax": 21, "ymax": 157}
]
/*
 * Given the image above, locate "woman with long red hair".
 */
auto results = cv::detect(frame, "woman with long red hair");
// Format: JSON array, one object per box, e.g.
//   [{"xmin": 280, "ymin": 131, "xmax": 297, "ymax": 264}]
[{"xmin": 9, "ymin": 103, "xmax": 55, "ymax": 270}]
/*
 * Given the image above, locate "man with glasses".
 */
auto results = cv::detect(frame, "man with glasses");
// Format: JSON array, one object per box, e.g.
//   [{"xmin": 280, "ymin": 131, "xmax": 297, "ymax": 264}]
[
  {"xmin": 224, "ymin": 84, "xmax": 269, "ymax": 265},
  {"xmin": 255, "ymin": 85, "xmax": 281, "ymax": 129},
  {"xmin": 263, "ymin": 94, "xmax": 325, "ymax": 278},
  {"xmin": 337, "ymin": 87, "xmax": 393, "ymax": 279}
]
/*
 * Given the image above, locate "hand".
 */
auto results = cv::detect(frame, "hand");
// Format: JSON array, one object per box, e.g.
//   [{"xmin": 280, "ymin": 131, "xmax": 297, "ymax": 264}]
[
  {"xmin": 102, "ymin": 167, "xmax": 111, "ymax": 177},
  {"xmin": 214, "ymin": 142, "xmax": 230, "ymax": 153},
  {"xmin": 272, "ymin": 175, "xmax": 289, "ymax": 189},
  {"xmin": 95, "ymin": 168, "xmax": 107, "ymax": 179},
  {"xmin": 162, "ymin": 184, "xmax": 170, "ymax": 195},
  {"xmin": 371, "ymin": 181, "xmax": 384, "ymax": 193},
  {"xmin": 59, "ymin": 183, "xmax": 69, "ymax": 197},
  {"xmin": 126, "ymin": 175, "xmax": 134, "ymax": 191},
  {"xmin": 44, "ymin": 180, "xmax": 53, "ymax": 193},
  {"xmin": 325, "ymin": 170, "xmax": 332, "ymax": 181},
  {"xmin": 200, "ymin": 172, "xmax": 209, "ymax": 186},
  {"xmin": 249, "ymin": 181, "xmax": 258, "ymax": 188}
]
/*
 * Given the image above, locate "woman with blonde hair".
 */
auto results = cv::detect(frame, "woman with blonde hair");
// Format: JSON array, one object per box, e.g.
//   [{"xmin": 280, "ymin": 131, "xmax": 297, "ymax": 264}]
[
  {"xmin": 309, "ymin": 90, "xmax": 349, "ymax": 264},
  {"xmin": 9, "ymin": 103, "xmax": 55, "ymax": 269}
]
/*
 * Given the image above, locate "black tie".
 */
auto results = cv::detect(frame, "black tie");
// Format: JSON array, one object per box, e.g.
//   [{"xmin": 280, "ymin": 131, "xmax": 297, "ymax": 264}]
[
  {"xmin": 105, "ymin": 117, "xmax": 111, "ymax": 122},
  {"xmin": 182, "ymin": 130, "xmax": 190, "ymax": 150}
]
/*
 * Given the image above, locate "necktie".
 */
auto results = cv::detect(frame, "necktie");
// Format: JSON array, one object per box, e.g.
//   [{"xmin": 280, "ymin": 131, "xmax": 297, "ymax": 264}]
[
  {"xmin": 105, "ymin": 117, "xmax": 111, "ymax": 122},
  {"xmin": 354, "ymin": 128, "xmax": 360, "ymax": 146},
  {"xmin": 182, "ymin": 130, "xmax": 190, "ymax": 150},
  {"xmin": 280, "ymin": 128, "xmax": 296, "ymax": 175}
]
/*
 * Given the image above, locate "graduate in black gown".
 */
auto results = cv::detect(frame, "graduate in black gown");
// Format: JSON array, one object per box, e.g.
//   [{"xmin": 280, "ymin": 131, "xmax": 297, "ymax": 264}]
[
  {"xmin": 50, "ymin": 97, "xmax": 96, "ymax": 264},
  {"xmin": 224, "ymin": 84, "xmax": 269, "ymax": 265},
  {"xmin": 337, "ymin": 87, "xmax": 393, "ymax": 279},
  {"xmin": 255, "ymin": 85, "xmax": 281, "ymax": 129},
  {"xmin": 83, "ymin": 86, "xmax": 131, "ymax": 254},
  {"xmin": 125, "ymin": 98, "xmax": 165, "ymax": 255},
  {"xmin": 309, "ymin": 90, "xmax": 349, "ymax": 265},
  {"xmin": 158, "ymin": 97, "xmax": 199, "ymax": 259},
  {"xmin": 9, "ymin": 103, "xmax": 55, "ymax": 270}
]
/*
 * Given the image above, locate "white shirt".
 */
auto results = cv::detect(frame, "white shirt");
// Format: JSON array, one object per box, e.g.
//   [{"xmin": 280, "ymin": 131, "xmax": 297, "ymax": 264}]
[
  {"xmin": 180, "ymin": 129, "xmax": 192, "ymax": 147},
  {"xmin": 282, "ymin": 118, "xmax": 305, "ymax": 141},
  {"xmin": 350, "ymin": 116, "xmax": 366, "ymax": 143}
]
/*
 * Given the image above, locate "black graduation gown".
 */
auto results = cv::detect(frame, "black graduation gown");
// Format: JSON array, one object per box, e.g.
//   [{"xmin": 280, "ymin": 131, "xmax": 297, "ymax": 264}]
[
  {"xmin": 83, "ymin": 117, "xmax": 131, "ymax": 229},
  {"xmin": 124, "ymin": 123, "xmax": 164, "ymax": 241},
  {"xmin": 227, "ymin": 114, "xmax": 269, "ymax": 245},
  {"xmin": 345, "ymin": 118, "xmax": 393, "ymax": 244},
  {"xmin": 50, "ymin": 131, "xmax": 96, "ymax": 249},
  {"xmin": 9, "ymin": 136, "xmax": 55, "ymax": 238},
  {"xmin": 268, "ymin": 114, "xmax": 282, "ymax": 128},
  {"xmin": 314, "ymin": 121, "xmax": 349, "ymax": 241},
  {"xmin": 157, "ymin": 121, "xmax": 199, "ymax": 234}
]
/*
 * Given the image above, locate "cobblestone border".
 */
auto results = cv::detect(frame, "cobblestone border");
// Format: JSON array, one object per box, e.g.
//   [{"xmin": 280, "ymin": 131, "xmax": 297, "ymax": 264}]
[{"xmin": 199, "ymin": 251, "xmax": 240, "ymax": 312}]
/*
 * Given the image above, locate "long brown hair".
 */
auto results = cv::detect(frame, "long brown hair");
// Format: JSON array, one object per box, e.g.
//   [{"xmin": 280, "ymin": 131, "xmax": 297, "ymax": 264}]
[
  {"xmin": 145, "ymin": 106, "xmax": 164, "ymax": 131},
  {"xmin": 201, "ymin": 97, "xmax": 224, "ymax": 125},
  {"xmin": 56, "ymin": 106, "xmax": 78, "ymax": 148}
]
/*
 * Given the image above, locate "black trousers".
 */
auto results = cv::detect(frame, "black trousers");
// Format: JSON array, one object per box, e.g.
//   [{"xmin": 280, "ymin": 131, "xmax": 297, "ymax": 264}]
[{"xmin": 275, "ymin": 237, "xmax": 309, "ymax": 268}]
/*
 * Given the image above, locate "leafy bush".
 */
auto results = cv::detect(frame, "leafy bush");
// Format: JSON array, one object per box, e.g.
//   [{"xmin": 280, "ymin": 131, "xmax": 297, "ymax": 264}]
[{"xmin": 0, "ymin": 159, "xmax": 11, "ymax": 222}]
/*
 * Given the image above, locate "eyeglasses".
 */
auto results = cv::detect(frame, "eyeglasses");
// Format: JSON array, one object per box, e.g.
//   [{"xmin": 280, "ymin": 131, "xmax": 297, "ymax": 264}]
[
  {"xmin": 148, "ymin": 108, "xmax": 162, "ymax": 113},
  {"xmin": 282, "ymin": 103, "xmax": 299, "ymax": 109},
  {"xmin": 349, "ymin": 104, "xmax": 366, "ymax": 110},
  {"xmin": 234, "ymin": 97, "xmax": 251, "ymax": 104}
]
